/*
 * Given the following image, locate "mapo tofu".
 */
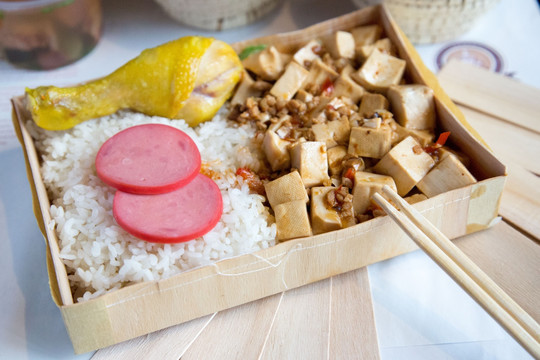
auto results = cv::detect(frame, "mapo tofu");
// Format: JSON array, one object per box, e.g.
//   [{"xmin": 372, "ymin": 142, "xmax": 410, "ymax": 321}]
[{"xmin": 230, "ymin": 25, "xmax": 477, "ymax": 241}]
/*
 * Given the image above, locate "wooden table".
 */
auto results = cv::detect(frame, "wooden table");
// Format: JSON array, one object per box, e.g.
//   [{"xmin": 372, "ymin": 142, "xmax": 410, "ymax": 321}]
[{"xmin": 90, "ymin": 61, "xmax": 539, "ymax": 359}]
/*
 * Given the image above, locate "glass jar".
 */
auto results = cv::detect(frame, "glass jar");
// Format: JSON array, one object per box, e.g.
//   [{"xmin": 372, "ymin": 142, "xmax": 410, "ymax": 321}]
[{"xmin": 0, "ymin": 0, "xmax": 102, "ymax": 70}]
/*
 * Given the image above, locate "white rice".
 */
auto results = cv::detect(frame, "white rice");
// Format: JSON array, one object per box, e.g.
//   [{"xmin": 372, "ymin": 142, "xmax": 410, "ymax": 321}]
[{"xmin": 28, "ymin": 110, "xmax": 276, "ymax": 302}]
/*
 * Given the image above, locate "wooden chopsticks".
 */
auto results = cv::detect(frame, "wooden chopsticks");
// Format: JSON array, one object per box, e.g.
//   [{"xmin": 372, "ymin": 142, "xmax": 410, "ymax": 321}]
[{"xmin": 372, "ymin": 185, "xmax": 540, "ymax": 358}]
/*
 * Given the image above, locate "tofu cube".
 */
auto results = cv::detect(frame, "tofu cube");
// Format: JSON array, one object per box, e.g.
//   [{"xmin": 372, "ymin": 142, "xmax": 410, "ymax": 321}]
[
  {"xmin": 356, "ymin": 38, "xmax": 396, "ymax": 62},
  {"xmin": 348, "ymin": 125, "xmax": 392, "ymax": 159},
  {"xmin": 264, "ymin": 171, "xmax": 309, "ymax": 209},
  {"xmin": 332, "ymin": 73, "xmax": 366, "ymax": 104},
  {"xmin": 311, "ymin": 116, "xmax": 351, "ymax": 149},
  {"xmin": 351, "ymin": 24, "xmax": 382, "ymax": 47},
  {"xmin": 358, "ymin": 93, "xmax": 389, "ymax": 117},
  {"xmin": 352, "ymin": 49, "xmax": 406, "ymax": 93},
  {"xmin": 302, "ymin": 58, "xmax": 339, "ymax": 94},
  {"xmin": 293, "ymin": 40, "xmax": 322, "ymax": 68},
  {"xmin": 328, "ymin": 116, "xmax": 351, "ymax": 145},
  {"xmin": 394, "ymin": 124, "xmax": 435, "ymax": 147},
  {"xmin": 311, "ymin": 187, "xmax": 343, "ymax": 234},
  {"xmin": 231, "ymin": 71, "xmax": 263, "ymax": 106},
  {"xmin": 374, "ymin": 136, "xmax": 435, "ymax": 196},
  {"xmin": 436, "ymin": 146, "xmax": 471, "ymax": 168},
  {"xmin": 311, "ymin": 123, "xmax": 337, "ymax": 148},
  {"xmin": 325, "ymin": 31, "xmax": 355, "ymax": 59},
  {"xmin": 242, "ymin": 45, "xmax": 287, "ymax": 81},
  {"xmin": 274, "ymin": 200, "xmax": 312, "ymax": 241},
  {"xmin": 327, "ymin": 145, "xmax": 347, "ymax": 176},
  {"xmin": 362, "ymin": 117, "xmax": 382, "ymax": 129},
  {"xmin": 387, "ymin": 84, "xmax": 436, "ymax": 130},
  {"xmin": 352, "ymin": 171, "xmax": 397, "ymax": 215},
  {"xmin": 290, "ymin": 141, "xmax": 330, "ymax": 187},
  {"xmin": 270, "ymin": 61, "xmax": 310, "ymax": 101},
  {"xmin": 263, "ymin": 130, "xmax": 291, "ymax": 171},
  {"xmin": 417, "ymin": 153, "xmax": 477, "ymax": 197}
]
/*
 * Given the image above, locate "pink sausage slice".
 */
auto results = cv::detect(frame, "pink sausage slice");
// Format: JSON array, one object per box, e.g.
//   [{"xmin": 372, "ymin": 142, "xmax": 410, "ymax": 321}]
[
  {"xmin": 113, "ymin": 174, "xmax": 223, "ymax": 243},
  {"xmin": 96, "ymin": 124, "xmax": 201, "ymax": 194}
]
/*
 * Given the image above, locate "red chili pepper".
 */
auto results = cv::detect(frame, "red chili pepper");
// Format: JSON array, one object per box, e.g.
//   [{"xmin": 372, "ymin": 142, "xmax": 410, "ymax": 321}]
[
  {"xmin": 321, "ymin": 77, "xmax": 334, "ymax": 96},
  {"xmin": 425, "ymin": 131, "xmax": 451, "ymax": 154},
  {"xmin": 435, "ymin": 131, "xmax": 451, "ymax": 146},
  {"xmin": 236, "ymin": 168, "xmax": 265, "ymax": 195},
  {"xmin": 236, "ymin": 167, "xmax": 250, "ymax": 177},
  {"xmin": 343, "ymin": 167, "xmax": 355, "ymax": 181}
]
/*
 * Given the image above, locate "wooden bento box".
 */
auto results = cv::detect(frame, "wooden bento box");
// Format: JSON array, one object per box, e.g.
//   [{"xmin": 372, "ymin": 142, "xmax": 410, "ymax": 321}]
[{"xmin": 11, "ymin": 5, "xmax": 506, "ymax": 354}]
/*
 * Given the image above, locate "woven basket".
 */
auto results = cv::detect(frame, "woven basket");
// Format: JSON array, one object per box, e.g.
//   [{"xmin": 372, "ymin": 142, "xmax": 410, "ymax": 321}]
[
  {"xmin": 154, "ymin": 0, "xmax": 281, "ymax": 31},
  {"xmin": 352, "ymin": 0, "xmax": 500, "ymax": 44}
]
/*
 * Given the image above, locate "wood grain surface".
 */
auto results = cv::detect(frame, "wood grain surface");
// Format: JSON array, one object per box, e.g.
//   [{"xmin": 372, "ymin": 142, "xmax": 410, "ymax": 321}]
[
  {"xmin": 439, "ymin": 62, "xmax": 540, "ymax": 241},
  {"xmin": 93, "ymin": 268, "xmax": 379, "ymax": 360},
  {"xmin": 437, "ymin": 60, "xmax": 540, "ymax": 134}
]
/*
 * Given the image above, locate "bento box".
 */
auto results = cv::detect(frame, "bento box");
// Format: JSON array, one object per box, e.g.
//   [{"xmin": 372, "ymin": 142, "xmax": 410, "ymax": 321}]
[{"xmin": 11, "ymin": 5, "xmax": 506, "ymax": 354}]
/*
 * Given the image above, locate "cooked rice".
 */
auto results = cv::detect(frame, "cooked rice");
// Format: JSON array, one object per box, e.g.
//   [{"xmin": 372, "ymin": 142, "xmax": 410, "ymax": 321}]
[{"xmin": 28, "ymin": 110, "xmax": 276, "ymax": 302}]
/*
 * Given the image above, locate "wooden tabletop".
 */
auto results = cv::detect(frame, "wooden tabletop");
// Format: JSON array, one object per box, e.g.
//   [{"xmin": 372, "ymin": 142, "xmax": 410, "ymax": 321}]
[{"xmin": 90, "ymin": 61, "xmax": 540, "ymax": 359}]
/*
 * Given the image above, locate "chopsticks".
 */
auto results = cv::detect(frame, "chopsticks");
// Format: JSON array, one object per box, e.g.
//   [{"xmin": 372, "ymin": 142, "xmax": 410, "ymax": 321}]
[{"xmin": 372, "ymin": 186, "xmax": 540, "ymax": 358}]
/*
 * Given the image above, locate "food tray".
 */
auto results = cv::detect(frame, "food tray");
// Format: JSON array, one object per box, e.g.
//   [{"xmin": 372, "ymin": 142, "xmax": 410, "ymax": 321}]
[{"xmin": 11, "ymin": 5, "xmax": 506, "ymax": 354}]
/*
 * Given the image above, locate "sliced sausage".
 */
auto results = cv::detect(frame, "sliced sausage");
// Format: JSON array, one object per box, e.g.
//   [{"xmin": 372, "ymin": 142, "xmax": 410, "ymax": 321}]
[
  {"xmin": 96, "ymin": 124, "xmax": 201, "ymax": 194},
  {"xmin": 113, "ymin": 174, "xmax": 222, "ymax": 243}
]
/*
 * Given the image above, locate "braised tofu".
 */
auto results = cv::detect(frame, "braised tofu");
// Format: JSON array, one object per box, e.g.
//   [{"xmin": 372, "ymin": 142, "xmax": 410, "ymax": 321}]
[
  {"xmin": 327, "ymin": 145, "xmax": 348, "ymax": 176},
  {"xmin": 263, "ymin": 130, "xmax": 291, "ymax": 171},
  {"xmin": 436, "ymin": 146, "xmax": 471, "ymax": 168},
  {"xmin": 231, "ymin": 71, "xmax": 263, "ymax": 106},
  {"xmin": 351, "ymin": 24, "xmax": 382, "ymax": 47},
  {"xmin": 325, "ymin": 31, "xmax": 355, "ymax": 60},
  {"xmin": 348, "ymin": 124, "xmax": 392, "ymax": 159},
  {"xmin": 394, "ymin": 124, "xmax": 435, "ymax": 147},
  {"xmin": 332, "ymin": 73, "xmax": 366, "ymax": 103},
  {"xmin": 387, "ymin": 84, "xmax": 436, "ymax": 130},
  {"xmin": 224, "ymin": 27, "xmax": 480, "ymax": 238},
  {"xmin": 270, "ymin": 61, "xmax": 310, "ymax": 101},
  {"xmin": 264, "ymin": 171, "xmax": 309, "ymax": 208},
  {"xmin": 311, "ymin": 116, "xmax": 350, "ymax": 149},
  {"xmin": 302, "ymin": 58, "xmax": 339, "ymax": 93},
  {"xmin": 362, "ymin": 117, "xmax": 382, "ymax": 129},
  {"xmin": 356, "ymin": 38, "xmax": 396, "ymax": 62},
  {"xmin": 352, "ymin": 171, "xmax": 397, "ymax": 215},
  {"xmin": 274, "ymin": 200, "xmax": 312, "ymax": 241},
  {"xmin": 311, "ymin": 187, "xmax": 343, "ymax": 234},
  {"xmin": 242, "ymin": 46, "xmax": 288, "ymax": 81},
  {"xmin": 352, "ymin": 49, "xmax": 406, "ymax": 93},
  {"xmin": 358, "ymin": 93, "xmax": 389, "ymax": 117},
  {"xmin": 293, "ymin": 40, "xmax": 322, "ymax": 68},
  {"xmin": 374, "ymin": 136, "xmax": 435, "ymax": 196},
  {"xmin": 328, "ymin": 116, "xmax": 351, "ymax": 145},
  {"xmin": 312, "ymin": 123, "xmax": 337, "ymax": 148},
  {"xmin": 417, "ymin": 153, "xmax": 477, "ymax": 197},
  {"xmin": 290, "ymin": 141, "xmax": 330, "ymax": 187}
]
